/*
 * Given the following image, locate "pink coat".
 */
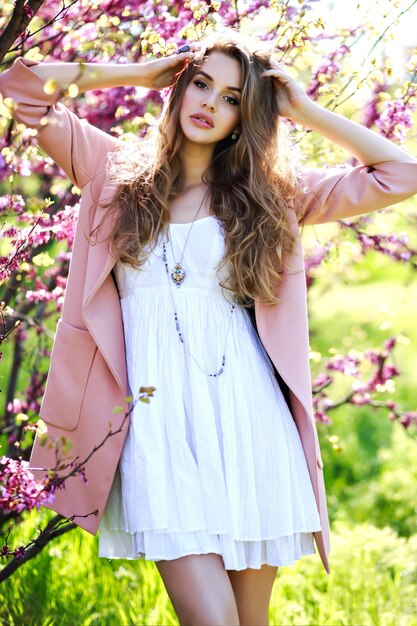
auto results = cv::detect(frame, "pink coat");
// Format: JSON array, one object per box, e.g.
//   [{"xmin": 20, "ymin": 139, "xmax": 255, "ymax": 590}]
[{"xmin": 2, "ymin": 58, "xmax": 417, "ymax": 575}]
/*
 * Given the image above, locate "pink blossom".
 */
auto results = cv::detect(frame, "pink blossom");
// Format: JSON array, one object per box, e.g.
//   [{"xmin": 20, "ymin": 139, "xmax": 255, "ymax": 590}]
[
  {"xmin": 7, "ymin": 398, "xmax": 26, "ymax": 414},
  {"xmin": 307, "ymin": 44, "xmax": 350, "ymax": 100},
  {"xmin": 0, "ymin": 456, "xmax": 55, "ymax": 515},
  {"xmin": 351, "ymin": 393, "xmax": 369, "ymax": 405},
  {"xmin": 340, "ymin": 220, "xmax": 417, "ymax": 266},
  {"xmin": 23, "ymin": 5, "xmax": 34, "ymax": 20},
  {"xmin": 362, "ymin": 82, "xmax": 386, "ymax": 128},
  {"xmin": 376, "ymin": 99, "xmax": 415, "ymax": 142},
  {"xmin": 327, "ymin": 354, "xmax": 360, "ymax": 376},
  {"xmin": 312, "ymin": 373, "xmax": 333, "ymax": 389}
]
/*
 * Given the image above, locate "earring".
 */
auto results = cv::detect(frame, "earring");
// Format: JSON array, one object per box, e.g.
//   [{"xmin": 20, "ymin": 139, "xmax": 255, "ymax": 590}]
[{"xmin": 231, "ymin": 129, "xmax": 239, "ymax": 140}]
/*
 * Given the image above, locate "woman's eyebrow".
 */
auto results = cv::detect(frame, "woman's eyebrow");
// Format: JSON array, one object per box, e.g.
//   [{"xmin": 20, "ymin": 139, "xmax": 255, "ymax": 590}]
[{"xmin": 195, "ymin": 70, "xmax": 242, "ymax": 93}]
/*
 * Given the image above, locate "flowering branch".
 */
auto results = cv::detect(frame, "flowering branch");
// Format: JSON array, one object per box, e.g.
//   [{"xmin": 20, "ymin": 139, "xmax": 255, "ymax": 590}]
[
  {"xmin": 338, "ymin": 218, "xmax": 417, "ymax": 267},
  {"xmin": 0, "ymin": 385, "xmax": 155, "ymax": 582},
  {"xmin": 312, "ymin": 337, "xmax": 417, "ymax": 436}
]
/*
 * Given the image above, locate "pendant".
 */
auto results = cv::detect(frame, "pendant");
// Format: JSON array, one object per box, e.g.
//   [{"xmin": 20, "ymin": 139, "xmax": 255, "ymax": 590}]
[{"xmin": 170, "ymin": 264, "xmax": 186, "ymax": 287}]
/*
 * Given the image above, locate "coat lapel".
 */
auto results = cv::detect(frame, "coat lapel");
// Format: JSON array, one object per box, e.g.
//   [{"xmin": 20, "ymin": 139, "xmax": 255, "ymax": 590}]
[
  {"xmin": 82, "ymin": 181, "xmax": 128, "ymax": 398},
  {"xmin": 255, "ymin": 270, "xmax": 313, "ymax": 419},
  {"xmin": 255, "ymin": 211, "xmax": 314, "ymax": 422}
]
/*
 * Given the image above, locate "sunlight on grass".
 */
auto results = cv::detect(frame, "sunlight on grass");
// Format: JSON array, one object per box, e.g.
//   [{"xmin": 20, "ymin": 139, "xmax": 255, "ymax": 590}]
[
  {"xmin": 270, "ymin": 522, "xmax": 417, "ymax": 626},
  {"xmin": 1, "ymin": 513, "xmax": 417, "ymax": 625}
]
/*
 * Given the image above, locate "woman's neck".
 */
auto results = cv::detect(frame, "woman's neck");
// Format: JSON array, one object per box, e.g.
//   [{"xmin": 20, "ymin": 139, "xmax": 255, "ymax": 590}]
[{"xmin": 180, "ymin": 137, "xmax": 215, "ymax": 187}]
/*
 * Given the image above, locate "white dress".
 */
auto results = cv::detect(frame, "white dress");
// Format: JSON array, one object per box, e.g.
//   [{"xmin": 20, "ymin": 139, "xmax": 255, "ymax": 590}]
[{"xmin": 98, "ymin": 215, "xmax": 321, "ymax": 570}]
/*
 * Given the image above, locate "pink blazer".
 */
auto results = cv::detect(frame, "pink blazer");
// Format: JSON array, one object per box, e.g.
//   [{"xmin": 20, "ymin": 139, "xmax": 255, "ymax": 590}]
[{"xmin": 2, "ymin": 58, "xmax": 417, "ymax": 575}]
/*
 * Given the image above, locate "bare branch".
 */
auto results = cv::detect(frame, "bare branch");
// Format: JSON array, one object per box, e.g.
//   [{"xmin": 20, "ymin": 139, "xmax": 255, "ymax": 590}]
[
  {"xmin": 0, "ymin": 515, "xmax": 76, "ymax": 583},
  {"xmin": 0, "ymin": 0, "xmax": 45, "ymax": 63},
  {"xmin": 6, "ymin": 0, "xmax": 79, "ymax": 55}
]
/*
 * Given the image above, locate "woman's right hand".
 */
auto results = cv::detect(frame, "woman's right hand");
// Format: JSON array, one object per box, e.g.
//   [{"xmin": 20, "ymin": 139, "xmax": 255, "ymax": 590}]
[{"xmin": 136, "ymin": 46, "xmax": 199, "ymax": 90}]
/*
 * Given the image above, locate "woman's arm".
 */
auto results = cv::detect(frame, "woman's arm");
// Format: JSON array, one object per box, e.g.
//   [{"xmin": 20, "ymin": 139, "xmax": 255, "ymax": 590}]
[
  {"xmin": 0, "ymin": 58, "xmax": 116, "ymax": 188},
  {"xmin": 262, "ymin": 59, "xmax": 417, "ymax": 165},
  {"xmin": 30, "ymin": 62, "xmax": 148, "ymax": 91},
  {"xmin": 29, "ymin": 48, "xmax": 198, "ymax": 93},
  {"xmin": 262, "ymin": 59, "xmax": 417, "ymax": 224},
  {"xmin": 0, "ymin": 50, "xmax": 197, "ymax": 187},
  {"xmin": 295, "ymin": 161, "xmax": 417, "ymax": 225},
  {"xmin": 290, "ymin": 101, "xmax": 415, "ymax": 165}
]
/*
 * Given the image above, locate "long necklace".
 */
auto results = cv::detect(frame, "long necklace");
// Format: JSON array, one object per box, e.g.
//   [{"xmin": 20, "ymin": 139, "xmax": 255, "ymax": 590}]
[
  {"xmin": 168, "ymin": 187, "xmax": 210, "ymax": 288},
  {"xmin": 162, "ymin": 242, "xmax": 235, "ymax": 377},
  {"xmin": 162, "ymin": 207, "xmax": 236, "ymax": 377}
]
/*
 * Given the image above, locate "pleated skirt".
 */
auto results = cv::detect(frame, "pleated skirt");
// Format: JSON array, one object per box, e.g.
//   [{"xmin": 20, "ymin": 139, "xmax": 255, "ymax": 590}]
[{"xmin": 98, "ymin": 285, "xmax": 321, "ymax": 570}]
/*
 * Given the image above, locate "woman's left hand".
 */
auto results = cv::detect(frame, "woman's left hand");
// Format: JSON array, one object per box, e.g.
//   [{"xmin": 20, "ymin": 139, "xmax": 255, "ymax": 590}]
[{"xmin": 261, "ymin": 59, "xmax": 314, "ymax": 123}]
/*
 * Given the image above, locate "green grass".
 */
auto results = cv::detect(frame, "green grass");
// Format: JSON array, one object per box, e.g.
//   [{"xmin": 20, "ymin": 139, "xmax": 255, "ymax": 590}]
[
  {"xmin": 272, "ymin": 521, "xmax": 417, "ymax": 626},
  {"xmin": 0, "ymin": 511, "xmax": 176, "ymax": 626},
  {"xmin": 1, "ymin": 514, "xmax": 417, "ymax": 626}
]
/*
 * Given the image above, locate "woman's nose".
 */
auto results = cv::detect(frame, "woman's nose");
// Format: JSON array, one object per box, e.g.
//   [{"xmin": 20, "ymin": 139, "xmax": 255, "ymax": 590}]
[{"xmin": 201, "ymin": 97, "xmax": 216, "ymax": 112}]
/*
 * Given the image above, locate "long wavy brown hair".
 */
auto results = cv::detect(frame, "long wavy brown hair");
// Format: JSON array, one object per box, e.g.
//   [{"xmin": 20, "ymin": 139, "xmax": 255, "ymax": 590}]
[{"xmin": 93, "ymin": 28, "xmax": 301, "ymax": 306}]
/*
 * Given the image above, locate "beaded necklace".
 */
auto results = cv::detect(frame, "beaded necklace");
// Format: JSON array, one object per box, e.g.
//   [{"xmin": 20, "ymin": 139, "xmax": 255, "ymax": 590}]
[{"xmin": 161, "ymin": 211, "xmax": 236, "ymax": 378}]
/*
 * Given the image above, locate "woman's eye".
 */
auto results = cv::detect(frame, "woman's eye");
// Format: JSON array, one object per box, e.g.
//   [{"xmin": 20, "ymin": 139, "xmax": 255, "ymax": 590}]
[{"xmin": 193, "ymin": 80, "xmax": 239, "ymax": 106}]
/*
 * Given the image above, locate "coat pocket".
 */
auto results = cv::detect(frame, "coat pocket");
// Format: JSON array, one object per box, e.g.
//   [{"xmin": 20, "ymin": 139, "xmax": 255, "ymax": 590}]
[{"xmin": 40, "ymin": 319, "xmax": 97, "ymax": 431}]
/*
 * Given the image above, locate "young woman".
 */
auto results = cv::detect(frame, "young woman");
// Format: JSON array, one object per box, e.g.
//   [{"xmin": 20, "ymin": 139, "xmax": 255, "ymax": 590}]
[{"xmin": 1, "ymin": 27, "xmax": 417, "ymax": 626}]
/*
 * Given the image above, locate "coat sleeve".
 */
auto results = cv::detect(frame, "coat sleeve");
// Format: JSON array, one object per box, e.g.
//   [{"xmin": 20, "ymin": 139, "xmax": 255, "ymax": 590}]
[
  {"xmin": 0, "ymin": 57, "xmax": 116, "ymax": 189},
  {"xmin": 295, "ymin": 161, "xmax": 417, "ymax": 225}
]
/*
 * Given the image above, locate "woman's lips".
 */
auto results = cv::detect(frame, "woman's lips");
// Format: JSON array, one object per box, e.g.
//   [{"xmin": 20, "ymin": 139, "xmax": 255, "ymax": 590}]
[{"xmin": 190, "ymin": 115, "xmax": 214, "ymax": 128}]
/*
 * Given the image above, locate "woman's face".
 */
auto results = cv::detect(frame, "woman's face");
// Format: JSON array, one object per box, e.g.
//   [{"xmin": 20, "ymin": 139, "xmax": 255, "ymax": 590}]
[{"xmin": 179, "ymin": 51, "xmax": 242, "ymax": 147}]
